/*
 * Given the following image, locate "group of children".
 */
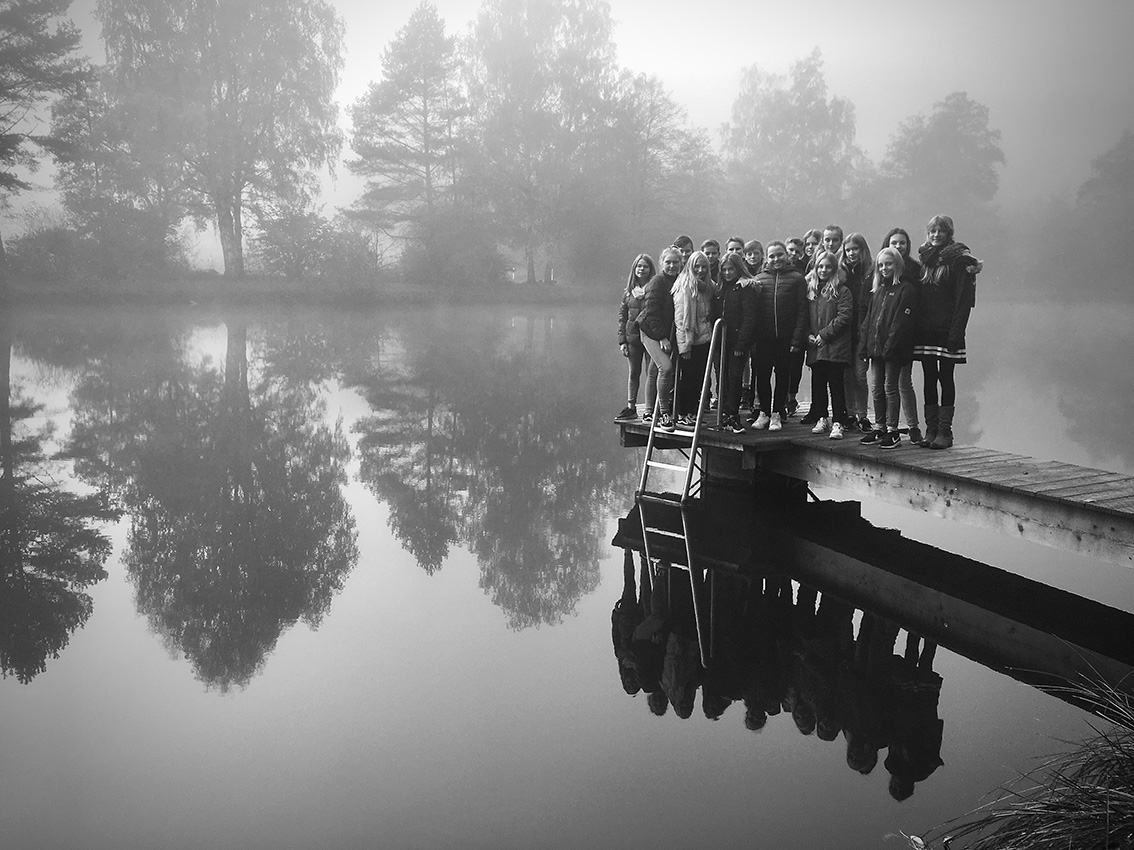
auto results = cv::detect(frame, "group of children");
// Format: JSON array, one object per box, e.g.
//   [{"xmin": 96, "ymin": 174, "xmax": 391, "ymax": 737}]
[{"xmin": 616, "ymin": 216, "xmax": 980, "ymax": 448}]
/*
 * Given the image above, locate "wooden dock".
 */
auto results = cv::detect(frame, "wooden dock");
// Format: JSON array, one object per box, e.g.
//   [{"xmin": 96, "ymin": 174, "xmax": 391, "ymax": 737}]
[
  {"xmin": 618, "ymin": 411, "xmax": 1134, "ymax": 568},
  {"xmin": 613, "ymin": 496, "xmax": 1134, "ymax": 707}
]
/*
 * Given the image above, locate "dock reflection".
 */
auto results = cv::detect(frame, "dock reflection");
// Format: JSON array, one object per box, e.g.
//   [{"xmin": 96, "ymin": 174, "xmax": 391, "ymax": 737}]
[{"xmin": 611, "ymin": 491, "xmax": 1134, "ymax": 800}]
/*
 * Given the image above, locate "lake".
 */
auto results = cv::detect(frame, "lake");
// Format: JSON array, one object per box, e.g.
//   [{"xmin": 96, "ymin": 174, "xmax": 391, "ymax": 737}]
[{"xmin": 2, "ymin": 298, "xmax": 1133, "ymax": 849}]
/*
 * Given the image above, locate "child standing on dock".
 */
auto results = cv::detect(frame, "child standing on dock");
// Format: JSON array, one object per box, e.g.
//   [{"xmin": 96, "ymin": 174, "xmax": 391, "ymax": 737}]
[
  {"xmin": 639, "ymin": 247, "xmax": 682, "ymax": 432},
  {"xmin": 804, "ymin": 250, "xmax": 853, "ymax": 440},
  {"xmin": 913, "ymin": 215, "xmax": 981, "ymax": 449},
  {"xmin": 859, "ymin": 247, "xmax": 918, "ymax": 449},
  {"xmin": 840, "ymin": 233, "xmax": 874, "ymax": 432},
  {"xmin": 673, "ymin": 250, "xmax": 718, "ymax": 427},
  {"xmin": 750, "ymin": 241, "xmax": 808, "ymax": 431},
  {"xmin": 616, "ymin": 253, "xmax": 656, "ymax": 421},
  {"xmin": 717, "ymin": 252, "xmax": 759, "ymax": 433},
  {"xmin": 881, "ymin": 227, "xmax": 924, "ymax": 443}
]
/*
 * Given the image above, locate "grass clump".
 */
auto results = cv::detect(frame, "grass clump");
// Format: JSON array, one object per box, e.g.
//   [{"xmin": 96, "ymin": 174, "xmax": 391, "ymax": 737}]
[{"xmin": 908, "ymin": 678, "xmax": 1134, "ymax": 850}]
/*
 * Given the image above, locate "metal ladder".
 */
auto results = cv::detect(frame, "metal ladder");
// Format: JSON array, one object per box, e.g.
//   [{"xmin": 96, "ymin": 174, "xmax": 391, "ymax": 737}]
[
  {"xmin": 634, "ymin": 319, "xmax": 728, "ymax": 667},
  {"xmin": 636, "ymin": 318, "xmax": 727, "ymax": 502}
]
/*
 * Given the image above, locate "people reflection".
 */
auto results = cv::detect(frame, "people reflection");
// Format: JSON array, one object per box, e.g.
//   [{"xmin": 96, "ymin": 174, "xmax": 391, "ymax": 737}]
[{"xmin": 609, "ymin": 562, "xmax": 946, "ymax": 798}]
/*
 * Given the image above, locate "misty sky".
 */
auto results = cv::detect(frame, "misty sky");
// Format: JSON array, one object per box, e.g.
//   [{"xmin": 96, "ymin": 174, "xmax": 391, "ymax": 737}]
[{"xmin": 61, "ymin": 0, "xmax": 1134, "ymax": 217}]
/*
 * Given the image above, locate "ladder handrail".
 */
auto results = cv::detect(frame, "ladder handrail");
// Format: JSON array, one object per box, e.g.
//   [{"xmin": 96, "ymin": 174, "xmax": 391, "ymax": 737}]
[{"xmin": 681, "ymin": 318, "xmax": 727, "ymax": 502}]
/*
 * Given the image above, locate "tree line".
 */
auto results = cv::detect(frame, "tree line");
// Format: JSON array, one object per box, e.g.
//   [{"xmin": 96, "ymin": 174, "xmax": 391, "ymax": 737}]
[{"xmin": 0, "ymin": 0, "xmax": 1131, "ymax": 295}]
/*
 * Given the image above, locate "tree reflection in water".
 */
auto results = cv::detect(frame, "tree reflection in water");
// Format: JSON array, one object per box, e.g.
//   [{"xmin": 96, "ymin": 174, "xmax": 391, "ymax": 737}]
[
  {"xmin": 0, "ymin": 317, "xmax": 117, "ymax": 683},
  {"xmin": 352, "ymin": 310, "xmax": 639, "ymax": 628},
  {"xmin": 65, "ymin": 318, "xmax": 359, "ymax": 690}
]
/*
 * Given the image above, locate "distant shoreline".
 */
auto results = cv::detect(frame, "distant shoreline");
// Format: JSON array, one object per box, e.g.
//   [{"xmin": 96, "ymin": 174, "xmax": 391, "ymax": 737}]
[{"xmin": 1, "ymin": 275, "xmax": 613, "ymax": 308}]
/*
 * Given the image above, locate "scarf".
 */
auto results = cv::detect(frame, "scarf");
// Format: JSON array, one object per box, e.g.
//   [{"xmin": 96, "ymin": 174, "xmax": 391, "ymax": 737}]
[{"xmin": 918, "ymin": 240, "xmax": 971, "ymax": 286}]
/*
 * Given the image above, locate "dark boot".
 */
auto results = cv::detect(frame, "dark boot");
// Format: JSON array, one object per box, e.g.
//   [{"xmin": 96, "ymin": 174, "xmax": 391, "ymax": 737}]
[
  {"xmin": 930, "ymin": 405, "xmax": 954, "ymax": 449},
  {"xmin": 920, "ymin": 404, "xmax": 938, "ymax": 448}
]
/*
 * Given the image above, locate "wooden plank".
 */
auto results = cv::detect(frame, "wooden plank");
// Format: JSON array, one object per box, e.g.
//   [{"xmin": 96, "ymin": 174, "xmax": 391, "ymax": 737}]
[
  {"xmin": 1030, "ymin": 474, "xmax": 1133, "ymax": 499},
  {"xmin": 1023, "ymin": 471, "xmax": 1127, "ymax": 496},
  {"xmin": 756, "ymin": 444, "xmax": 1134, "ymax": 568},
  {"xmin": 999, "ymin": 464, "xmax": 1098, "ymax": 489},
  {"xmin": 962, "ymin": 460, "xmax": 1053, "ymax": 485},
  {"xmin": 1092, "ymin": 496, "xmax": 1134, "ymax": 512},
  {"xmin": 935, "ymin": 456, "xmax": 1036, "ymax": 477}
]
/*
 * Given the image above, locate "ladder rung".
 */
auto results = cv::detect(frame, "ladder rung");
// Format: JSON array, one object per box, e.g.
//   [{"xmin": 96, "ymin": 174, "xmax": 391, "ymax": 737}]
[
  {"xmin": 646, "ymin": 460, "xmax": 687, "ymax": 471},
  {"xmin": 638, "ymin": 493, "xmax": 681, "ymax": 505},
  {"xmin": 644, "ymin": 527, "xmax": 685, "ymax": 539}
]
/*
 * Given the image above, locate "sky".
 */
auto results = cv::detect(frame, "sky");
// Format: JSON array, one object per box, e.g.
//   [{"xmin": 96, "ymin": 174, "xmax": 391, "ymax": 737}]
[{"xmin": 45, "ymin": 0, "xmax": 1134, "ymax": 249}]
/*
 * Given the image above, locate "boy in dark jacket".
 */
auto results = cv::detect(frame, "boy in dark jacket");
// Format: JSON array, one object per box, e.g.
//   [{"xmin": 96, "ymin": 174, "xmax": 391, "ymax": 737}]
[{"xmin": 749, "ymin": 242, "xmax": 808, "ymax": 431}]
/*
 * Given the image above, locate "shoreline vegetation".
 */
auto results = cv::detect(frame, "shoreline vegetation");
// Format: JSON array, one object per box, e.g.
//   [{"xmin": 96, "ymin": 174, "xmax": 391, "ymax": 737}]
[{"xmin": 905, "ymin": 678, "xmax": 1134, "ymax": 850}]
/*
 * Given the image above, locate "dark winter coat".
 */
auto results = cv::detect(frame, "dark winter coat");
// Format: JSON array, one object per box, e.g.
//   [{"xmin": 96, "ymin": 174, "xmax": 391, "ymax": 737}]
[
  {"xmin": 805, "ymin": 283, "xmax": 854, "ymax": 365},
  {"xmin": 637, "ymin": 272, "xmax": 677, "ymax": 342},
  {"xmin": 841, "ymin": 259, "xmax": 872, "ymax": 343},
  {"xmin": 859, "ymin": 278, "xmax": 918, "ymax": 362},
  {"xmin": 617, "ymin": 284, "xmax": 646, "ymax": 345},
  {"xmin": 915, "ymin": 242, "xmax": 976, "ymax": 351},
  {"xmin": 752, "ymin": 266, "xmax": 808, "ymax": 350},
  {"xmin": 719, "ymin": 277, "xmax": 759, "ymax": 355}
]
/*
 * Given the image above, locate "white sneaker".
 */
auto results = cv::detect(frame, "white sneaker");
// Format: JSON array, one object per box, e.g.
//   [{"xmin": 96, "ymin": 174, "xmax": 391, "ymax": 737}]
[
  {"xmin": 769, "ymin": 412, "xmax": 783, "ymax": 431},
  {"xmin": 753, "ymin": 412, "xmax": 770, "ymax": 430},
  {"xmin": 829, "ymin": 421, "xmax": 844, "ymax": 440},
  {"xmin": 811, "ymin": 416, "xmax": 829, "ymax": 434}
]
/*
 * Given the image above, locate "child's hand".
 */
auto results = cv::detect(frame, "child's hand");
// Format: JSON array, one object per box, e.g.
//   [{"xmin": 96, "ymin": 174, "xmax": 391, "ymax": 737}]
[
  {"xmin": 620, "ymin": 343, "xmax": 629, "ymax": 357},
  {"xmin": 967, "ymin": 259, "xmax": 983, "ymax": 274}
]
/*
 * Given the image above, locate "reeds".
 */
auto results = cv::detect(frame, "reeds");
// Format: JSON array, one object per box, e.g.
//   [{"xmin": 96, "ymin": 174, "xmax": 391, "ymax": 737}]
[{"xmin": 907, "ymin": 677, "xmax": 1134, "ymax": 850}]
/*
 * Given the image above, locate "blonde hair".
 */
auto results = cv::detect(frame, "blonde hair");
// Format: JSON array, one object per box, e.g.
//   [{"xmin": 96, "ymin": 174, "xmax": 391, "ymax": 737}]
[
  {"xmin": 807, "ymin": 250, "xmax": 841, "ymax": 301},
  {"xmin": 871, "ymin": 247, "xmax": 905, "ymax": 293}
]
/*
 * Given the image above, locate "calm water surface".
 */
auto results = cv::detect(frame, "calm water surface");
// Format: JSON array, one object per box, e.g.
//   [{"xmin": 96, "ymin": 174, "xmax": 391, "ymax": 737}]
[{"xmin": 2, "ymin": 300, "xmax": 1133, "ymax": 849}]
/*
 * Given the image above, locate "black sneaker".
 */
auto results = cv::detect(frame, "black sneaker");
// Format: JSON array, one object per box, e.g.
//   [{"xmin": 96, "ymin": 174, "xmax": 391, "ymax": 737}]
[
  {"xmin": 657, "ymin": 413, "xmax": 675, "ymax": 432},
  {"xmin": 879, "ymin": 431, "xmax": 900, "ymax": 449},
  {"xmin": 858, "ymin": 417, "xmax": 873, "ymax": 432},
  {"xmin": 728, "ymin": 415, "xmax": 746, "ymax": 434},
  {"xmin": 860, "ymin": 429, "xmax": 884, "ymax": 445},
  {"xmin": 615, "ymin": 406, "xmax": 637, "ymax": 421},
  {"xmin": 908, "ymin": 426, "xmax": 923, "ymax": 444}
]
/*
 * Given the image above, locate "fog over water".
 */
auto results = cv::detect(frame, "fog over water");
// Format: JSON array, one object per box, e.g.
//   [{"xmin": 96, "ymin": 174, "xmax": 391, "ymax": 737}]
[{"xmin": 58, "ymin": 0, "xmax": 1134, "ymax": 217}]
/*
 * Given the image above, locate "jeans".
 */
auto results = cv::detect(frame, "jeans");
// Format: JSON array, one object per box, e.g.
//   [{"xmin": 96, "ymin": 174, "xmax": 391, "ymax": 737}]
[
  {"xmin": 844, "ymin": 354, "xmax": 869, "ymax": 419},
  {"xmin": 722, "ymin": 350, "xmax": 748, "ymax": 417},
  {"xmin": 642, "ymin": 335, "xmax": 675, "ymax": 415},
  {"xmin": 869, "ymin": 359, "xmax": 902, "ymax": 430},
  {"xmin": 898, "ymin": 361, "xmax": 918, "ymax": 428}
]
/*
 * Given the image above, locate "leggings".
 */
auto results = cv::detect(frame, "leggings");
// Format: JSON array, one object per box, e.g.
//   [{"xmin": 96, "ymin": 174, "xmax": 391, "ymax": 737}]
[
  {"xmin": 810, "ymin": 361, "xmax": 847, "ymax": 424},
  {"xmin": 626, "ymin": 340, "xmax": 648, "ymax": 404},
  {"xmin": 921, "ymin": 358, "xmax": 957, "ymax": 406}
]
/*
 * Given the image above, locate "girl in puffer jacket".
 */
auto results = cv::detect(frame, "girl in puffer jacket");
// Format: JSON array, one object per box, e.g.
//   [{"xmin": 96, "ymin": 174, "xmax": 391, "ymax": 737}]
[
  {"xmin": 804, "ymin": 250, "xmax": 853, "ymax": 440},
  {"xmin": 616, "ymin": 253, "xmax": 656, "ymax": 421}
]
